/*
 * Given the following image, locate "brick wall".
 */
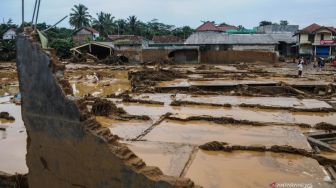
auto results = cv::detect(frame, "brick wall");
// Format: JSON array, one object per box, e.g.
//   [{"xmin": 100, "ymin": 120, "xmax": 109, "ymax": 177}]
[{"xmin": 201, "ymin": 50, "xmax": 277, "ymax": 63}]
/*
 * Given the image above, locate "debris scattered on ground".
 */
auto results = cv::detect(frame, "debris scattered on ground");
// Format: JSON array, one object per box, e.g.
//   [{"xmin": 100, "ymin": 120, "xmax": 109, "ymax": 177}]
[{"xmin": 0, "ymin": 112, "xmax": 15, "ymax": 121}]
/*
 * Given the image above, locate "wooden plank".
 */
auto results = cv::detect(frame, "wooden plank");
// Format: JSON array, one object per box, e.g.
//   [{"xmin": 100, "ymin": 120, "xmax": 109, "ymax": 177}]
[
  {"xmin": 307, "ymin": 137, "xmax": 336, "ymax": 152},
  {"xmin": 326, "ymin": 166, "xmax": 336, "ymax": 180}
]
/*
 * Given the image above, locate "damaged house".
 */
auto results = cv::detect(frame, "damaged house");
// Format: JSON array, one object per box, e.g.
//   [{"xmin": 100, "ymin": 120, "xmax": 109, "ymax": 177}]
[
  {"xmin": 107, "ymin": 35, "xmax": 149, "ymax": 50},
  {"xmin": 257, "ymin": 25, "xmax": 299, "ymax": 56},
  {"xmin": 72, "ymin": 27, "xmax": 100, "ymax": 46}
]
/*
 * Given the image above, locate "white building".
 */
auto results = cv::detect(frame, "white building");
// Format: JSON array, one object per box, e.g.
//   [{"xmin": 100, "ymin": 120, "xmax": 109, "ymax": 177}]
[{"xmin": 2, "ymin": 28, "xmax": 16, "ymax": 40}]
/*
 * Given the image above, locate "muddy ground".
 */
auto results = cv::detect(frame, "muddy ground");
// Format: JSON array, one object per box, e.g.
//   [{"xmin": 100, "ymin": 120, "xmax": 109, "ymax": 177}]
[{"xmin": 1, "ymin": 61, "xmax": 336, "ymax": 187}]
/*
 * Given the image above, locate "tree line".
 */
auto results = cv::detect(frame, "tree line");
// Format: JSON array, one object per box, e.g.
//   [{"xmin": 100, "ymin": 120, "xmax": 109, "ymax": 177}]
[{"xmin": 69, "ymin": 4, "xmax": 194, "ymax": 40}]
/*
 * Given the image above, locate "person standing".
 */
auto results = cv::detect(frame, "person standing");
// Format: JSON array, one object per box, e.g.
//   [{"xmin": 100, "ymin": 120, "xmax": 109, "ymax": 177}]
[{"xmin": 297, "ymin": 62, "xmax": 303, "ymax": 77}]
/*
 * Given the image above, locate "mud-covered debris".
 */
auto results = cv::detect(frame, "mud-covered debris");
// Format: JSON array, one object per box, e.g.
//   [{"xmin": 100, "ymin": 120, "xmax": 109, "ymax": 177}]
[
  {"xmin": 0, "ymin": 112, "xmax": 15, "ymax": 121},
  {"xmin": 199, "ymin": 141, "xmax": 228, "ymax": 151},
  {"xmin": 167, "ymin": 115, "xmax": 266, "ymax": 127},
  {"xmin": 269, "ymin": 145, "xmax": 311, "ymax": 156},
  {"xmin": 123, "ymin": 98, "xmax": 164, "ymax": 105},
  {"xmin": 315, "ymin": 122, "xmax": 336, "ymax": 131},
  {"xmin": 130, "ymin": 68, "xmax": 184, "ymax": 82},
  {"xmin": 129, "ymin": 68, "xmax": 185, "ymax": 91},
  {"xmin": 171, "ymin": 100, "xmax": 232, "ymax": 107},
  {"xmin": 92, "ymin": 98, "xmax": 126, "ymax": 116},
  {"xmin": 58, "ymin": 78, "xmax": 73, "ymax": 95},
  {"xmin": 91, "ymin": 98, "xmax": 151, "ymax": 121},
  {"xmin": 239, "ymin": 103, "xmax": 335, "ymax": 112},
  {"xmin": 100, "ymin": 55, "xmax": 129, "ymax": 65},
  {"xmin": 199, "ymin": 143, "xmax": 312, "ymax": 156},
  {"xmin": 312, "ymin": 155, "xmax": 336, "ymax": 166}
]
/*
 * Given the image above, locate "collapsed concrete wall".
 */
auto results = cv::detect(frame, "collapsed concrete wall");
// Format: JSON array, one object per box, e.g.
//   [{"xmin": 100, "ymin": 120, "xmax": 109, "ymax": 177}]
[{"xmin": 16, "ymin": 34, "xmax": 197, "ymax": 187}]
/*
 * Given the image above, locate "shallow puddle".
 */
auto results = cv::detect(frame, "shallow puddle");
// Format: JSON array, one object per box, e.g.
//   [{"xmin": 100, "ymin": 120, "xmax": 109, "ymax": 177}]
[
  {"xmin": 143, "ymin": 120, "xmax": 312, "ymax": 150},
  {"xmin": 185, "ymin": 150, "xmax": 333, "ymax": 188},
  {"xmin": 0, "ymin": 96, "xmax": 27, "ymax": 174}
]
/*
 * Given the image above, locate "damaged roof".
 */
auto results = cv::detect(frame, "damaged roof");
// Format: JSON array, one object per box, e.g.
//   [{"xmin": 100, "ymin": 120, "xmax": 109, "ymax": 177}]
[
  {"xmin": 73, "ymin": 27, "xmax": 99, "ymax": 35},
  {"xmin": 296, "ymin": 23, "xmax": 336, "ymax": 34},
  {"xmin": 185, "ymin": 32, "xmax": 278, "ymax": 45},
  {"xmin": 269, "ymin": 33, "xmax": 298, "ymax": 44},
  {"xmin": 107, "ymin": 35, "xmax": 146, "ymax": 45}
]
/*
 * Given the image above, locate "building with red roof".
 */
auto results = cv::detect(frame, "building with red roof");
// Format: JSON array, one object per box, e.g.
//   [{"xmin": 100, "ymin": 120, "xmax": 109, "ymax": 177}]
[
  {"xmin": 195, "ymin": 22, "xmax": 221, "ymax": 32},
  {"xmin": 295, "ymin": 23, "xmax": 336, "ymax": 57},
  {"xmin": 217, "ymin": 23, "xmax": 238, "ymax": 32}
]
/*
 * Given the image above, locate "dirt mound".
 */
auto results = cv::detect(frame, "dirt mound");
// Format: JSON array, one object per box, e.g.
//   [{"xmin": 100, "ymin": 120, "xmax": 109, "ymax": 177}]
[
  {"xmin": 171, "ymin": 100, "xmax": 232, "ymax": 107},
  {"xmin": 100, "ymin": 55, "xmax": 129, "ymax": 65},
  {"xmin": 92, "ymin": 99, "xmax": 126, "ymax": 116},
  {"xmin": 130, "ymin": 68, "xmax": 183, "ymax": 82},
  {"xmin": 129, "ymin": 68, "xmax": 185, "ymax": 91},
  {"xmin": 0, "ymin": 112, "xmax": 15, "ymax": 121},
  {"xmin": 199, "ymin": 141, "xmax": 228, "ymax": 151},
  {"xmin": 315, "ymin": 122, "xmax": 336, "ymax": 131},
  {"xmin": 91, "ymin": 98, "xmax": 151, "ymax": 121}
]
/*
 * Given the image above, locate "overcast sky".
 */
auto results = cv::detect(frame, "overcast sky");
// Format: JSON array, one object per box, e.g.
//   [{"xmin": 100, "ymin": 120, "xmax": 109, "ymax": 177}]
[{"xmin": 1, "ymin": 0, "xmax": 336, "ymax": 29}]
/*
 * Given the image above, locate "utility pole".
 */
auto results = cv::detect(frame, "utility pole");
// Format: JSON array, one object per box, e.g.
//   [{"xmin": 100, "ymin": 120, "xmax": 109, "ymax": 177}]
[
  {"xmin": 117, "ymin": 23, "xmax": 120, "ymax": 36},
  {"xmin": 22, "ymin": 0, "xmax": 24, "ymax": 26}
]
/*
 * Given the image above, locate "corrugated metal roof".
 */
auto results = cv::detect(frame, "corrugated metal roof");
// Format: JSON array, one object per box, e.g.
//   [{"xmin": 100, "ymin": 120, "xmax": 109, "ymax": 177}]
[
  {"xmin": 185, "ymin": 32, "xmax": 278, "ymax": 45},
  {"xmin": 269, "ymin": 33, "xmax": 298, "ymax": 44}
]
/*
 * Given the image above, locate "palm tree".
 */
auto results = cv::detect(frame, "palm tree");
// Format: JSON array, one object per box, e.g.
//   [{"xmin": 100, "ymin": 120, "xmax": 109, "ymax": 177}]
[
  {"xmin": 115, "ymin": 19, "xmax": 127, "ymax": 35},
  {"xmin": 69, "ymin": 4, "xmax": 91, "ymax": 29},
  {"xmin": 92, "ymin": 12, "xmax": 115, "ymax": 37},
  {"xmin": 127, "ymin": 15, "xmax": 138, "ymax": 35}
]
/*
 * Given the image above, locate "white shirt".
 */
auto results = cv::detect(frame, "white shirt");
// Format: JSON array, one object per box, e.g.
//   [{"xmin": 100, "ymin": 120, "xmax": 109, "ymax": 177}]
[{"xmin": 298, "ymin": 64, "xmax": 303, "ymax": 71}]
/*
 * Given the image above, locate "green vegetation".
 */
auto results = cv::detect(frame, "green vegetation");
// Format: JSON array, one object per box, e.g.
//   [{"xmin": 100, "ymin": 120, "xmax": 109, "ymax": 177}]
[
  {"xmin": 259, "ymin": 20, "xmax": 290, "ymax": 26},
  {"xmin": 69, "ymin": 4, "xmax": 194, "ymax": 40},
  {"xmin": 69, "ymin": 4, "xmax": 92, "ymax": 29}
]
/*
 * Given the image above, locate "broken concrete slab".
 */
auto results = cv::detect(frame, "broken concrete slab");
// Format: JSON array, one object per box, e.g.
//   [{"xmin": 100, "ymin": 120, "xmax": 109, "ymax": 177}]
[
  {"xmin": 125, "ymin": 141, "xmax": 195, "ymax": 177},
  {"xmin": 143, "ymin": 120, "xmax": 312, "ymax": 150},
  {"xmin": 96, "ymin": 116, "xmax": 152, "ymax": 140}
]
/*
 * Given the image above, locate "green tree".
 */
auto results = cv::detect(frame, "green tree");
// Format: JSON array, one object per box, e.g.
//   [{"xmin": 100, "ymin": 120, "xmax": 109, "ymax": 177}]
[
  {"xmin": 50, "ymin": 38, "xmax": 73, "ymax": 59},
  {"xmin": 92, "ymin": 12, "xmax": 115, "ymax": 37},
  {"xmin": 115, "ymin": 19, "xmax": 127, "ymax": 35},
  {"xmin": 280, "ymin": 20, "xmax": 289, "ymax": 26},
  {"xmin": 259, "ymin": 21, "xmax": 273, "ymax": 26},
  {"xmin": 172, "ymin": 26, "xmax": 194, "ymax": 40},
  {"xmin": 69, "ymin": 4, "xmax": 91, "ymax": 29},
  {"xmin": 237, "ymin": 25, "xmax": 245, "ymax": 30},
  {"xmin": 127, "ymin": 15, "xmax": 139, "ymax": 35}
]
